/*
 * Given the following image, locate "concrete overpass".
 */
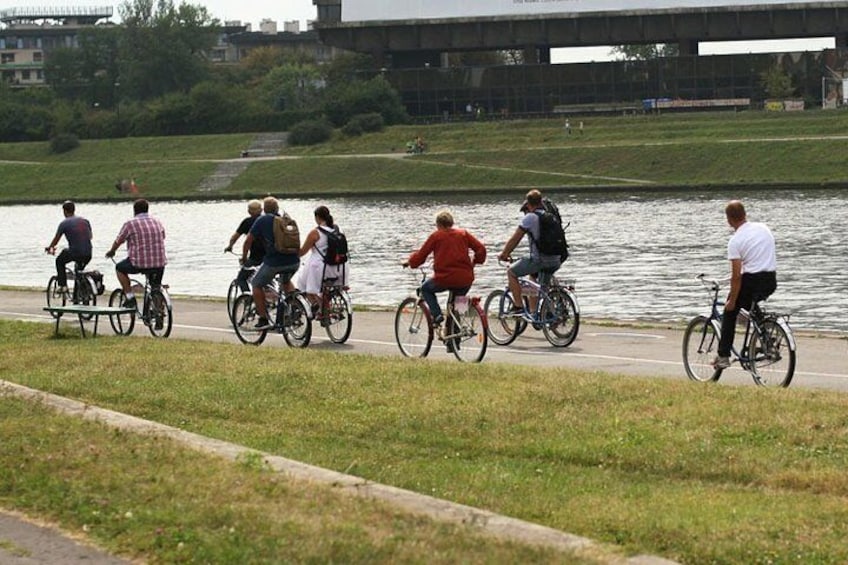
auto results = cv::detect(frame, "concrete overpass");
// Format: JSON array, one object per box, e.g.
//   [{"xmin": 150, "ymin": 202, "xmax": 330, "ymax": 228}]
[{"xmin": 312, "ymin": 0, "xmax": 848, "ymax": 67}]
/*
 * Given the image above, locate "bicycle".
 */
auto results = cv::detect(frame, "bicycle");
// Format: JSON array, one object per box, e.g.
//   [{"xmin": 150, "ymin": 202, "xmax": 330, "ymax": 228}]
[
  {"xmin": 484, "ymin": 261, "xmax": 580, "ymax": 348},
  {"xmin": 107, "ymin": 268, "xmax": 173, "ymax": 338},
  {"xmin": 394, "ymin": 268, "xmax": 488, "ymax": 363},
  {"xmin": 314, "ymin": 272, "xmax": 353, "ymax": 344},
  {"xmin": 45, "ymin": 251, "xmax": 104, "ymax": 321},
  {"xmin": 230, "ymin": 273, "xmax": 312, "ymax": 348},
  {"xmin": 682, "ymin": 274, "xmax": 796, "ymax": 388}
]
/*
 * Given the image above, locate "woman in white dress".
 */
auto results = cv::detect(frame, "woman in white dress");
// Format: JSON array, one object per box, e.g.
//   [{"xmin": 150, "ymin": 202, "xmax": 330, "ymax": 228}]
[{"xmin": 297, "ymin": 206, "xmax": 346, "ymax": 313}]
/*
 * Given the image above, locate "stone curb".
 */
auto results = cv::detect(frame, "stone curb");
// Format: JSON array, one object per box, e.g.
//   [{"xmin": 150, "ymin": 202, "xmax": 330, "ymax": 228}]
[{"xmin": 1, "ymin": 379, "xmax": 678, "ymax": 565}]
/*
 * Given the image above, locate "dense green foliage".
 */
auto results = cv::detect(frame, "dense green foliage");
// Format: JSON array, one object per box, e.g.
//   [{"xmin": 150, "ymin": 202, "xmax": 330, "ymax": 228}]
[
  {"xmin": 48, "ymin": 133, "xmax": 80, "ymax": 154},
  {"xmin": 0, "ymin": 1, "xmax": 407, "ymax": 142},
  {"xmin": 341, "ymin": 112, "xmax": 385, "ymax": 136},
  {"xmin": 288, "ymin": 119, "xmax": 334, "ymax": 146}
]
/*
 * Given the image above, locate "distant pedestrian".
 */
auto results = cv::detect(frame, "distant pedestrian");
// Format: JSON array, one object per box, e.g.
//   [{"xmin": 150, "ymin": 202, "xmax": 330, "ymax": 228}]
[
  {"xmin": 579, "ymin": 121, "xmax": 584, "ymax": 135},
  {"xmin": 564, "ymin": 119, "xmax": 572, "ymax": 135}
]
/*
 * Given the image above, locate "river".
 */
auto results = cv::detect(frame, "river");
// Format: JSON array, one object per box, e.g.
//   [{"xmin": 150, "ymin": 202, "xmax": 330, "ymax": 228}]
[{"xmin": 2, "ymin": 189, "xmax": 846, "ymax": 332}]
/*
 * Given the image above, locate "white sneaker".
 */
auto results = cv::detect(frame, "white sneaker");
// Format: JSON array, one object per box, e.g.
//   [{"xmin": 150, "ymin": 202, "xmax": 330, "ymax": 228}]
[{"xmin": 712, "ymin": 356, "xmax": 731, "ymax": 369}]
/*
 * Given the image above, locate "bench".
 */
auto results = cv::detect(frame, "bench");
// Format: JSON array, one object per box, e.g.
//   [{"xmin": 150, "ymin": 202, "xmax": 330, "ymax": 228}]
[{"xmin": 43, "ymin": 305, "xmax": 135, "ymax": 338}]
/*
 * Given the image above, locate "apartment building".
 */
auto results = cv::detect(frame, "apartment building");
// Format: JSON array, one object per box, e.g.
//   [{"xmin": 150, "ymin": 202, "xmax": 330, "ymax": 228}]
[{"xmin": 0, "ymin": 5, "xmax": 113, "ymax": 87}]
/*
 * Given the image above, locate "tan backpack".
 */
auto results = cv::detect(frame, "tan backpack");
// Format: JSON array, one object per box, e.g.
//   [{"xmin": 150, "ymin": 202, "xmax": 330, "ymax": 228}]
[{"xmin": 272, "ymin": 213, "xmax": 300, "ymax": 254}]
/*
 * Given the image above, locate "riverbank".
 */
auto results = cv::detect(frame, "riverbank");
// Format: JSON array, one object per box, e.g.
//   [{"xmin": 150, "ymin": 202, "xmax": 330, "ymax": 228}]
[{"xmin": 2, "ymin": 111, "xmax": 847, "ymax": 204}]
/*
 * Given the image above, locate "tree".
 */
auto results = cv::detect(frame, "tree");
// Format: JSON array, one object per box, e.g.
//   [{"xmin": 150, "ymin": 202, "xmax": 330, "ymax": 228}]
[
  {"xmin": 761, "ymin": 66, "xmax": 795, "ymax": 99},
  {"xmin": 118, "ymin": 0, "xmax": 219, "ymax": 100},
  {"xmin": 321, "ymin": 76, "xmax": 408, "ymax": 127},
  {"xmin": 611, "ymin": 44, "xmax": 679, "ymax": 60},
  {"xmin": 259, "ymin": 63, "xmax": 323, "ymax": 112}
]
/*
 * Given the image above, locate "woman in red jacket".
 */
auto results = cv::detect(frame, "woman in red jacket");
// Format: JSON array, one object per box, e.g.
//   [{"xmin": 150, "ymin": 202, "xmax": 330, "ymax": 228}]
[{"xmin": 403, "ymin": 210, "xmax": 486, "ymax": 327}]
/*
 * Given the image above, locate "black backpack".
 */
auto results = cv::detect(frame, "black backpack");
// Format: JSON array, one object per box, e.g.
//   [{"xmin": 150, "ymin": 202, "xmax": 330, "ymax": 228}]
[
  {"xmin": 318, "ymin": 225, "xmax": 349, "ymax": 265},
  {"xmin": 531, "ymin": 199, "xmax": 569, "ymax": 261}
]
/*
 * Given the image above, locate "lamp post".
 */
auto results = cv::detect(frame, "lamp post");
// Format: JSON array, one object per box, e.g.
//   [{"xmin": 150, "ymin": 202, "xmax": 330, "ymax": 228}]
[{"xmin": 114, "ymin": 81, "xmax": 120, "ymax": 118}]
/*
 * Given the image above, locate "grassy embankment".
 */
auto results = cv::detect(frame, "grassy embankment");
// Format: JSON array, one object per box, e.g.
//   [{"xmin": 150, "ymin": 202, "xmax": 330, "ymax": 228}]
[
  {"xmin": 3, "ymin": 319, "xmax": 848, "ymax": 562},
  {"xmin": 1, "ymin": 110, "xmax": 847, "ymax": 203}
]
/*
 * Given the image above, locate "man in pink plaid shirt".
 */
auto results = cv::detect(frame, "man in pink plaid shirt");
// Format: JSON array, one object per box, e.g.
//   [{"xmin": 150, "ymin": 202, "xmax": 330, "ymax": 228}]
[{"xmin": 105, "ymin": 199, "xmax": 167, "ymax": 309}]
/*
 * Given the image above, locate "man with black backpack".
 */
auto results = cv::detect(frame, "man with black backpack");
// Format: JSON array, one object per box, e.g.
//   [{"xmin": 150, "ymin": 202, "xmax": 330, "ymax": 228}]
[{"xmin": 498, "ymin": 189, "xmax": 567, "ymax": 317}]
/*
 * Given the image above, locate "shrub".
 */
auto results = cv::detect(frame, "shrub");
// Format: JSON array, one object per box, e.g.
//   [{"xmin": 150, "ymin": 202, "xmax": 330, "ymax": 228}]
[
  {"xmin": 321, "ymin": 77, "xmax": 408, "ymax": 127},
  {"xmin": 288, "ymin": 119, "xmax": 333, "ymax": 146},
  {"xmin": 341, "ymin": 120, "xmax": 363, "ymax": 137},
  {"xmin": 348, "ymin": 112, "xmax": 384, "ymax": 133},
  {"xmin": 49, "ymin": 133, "xmax": 80, "ymax": 154}
]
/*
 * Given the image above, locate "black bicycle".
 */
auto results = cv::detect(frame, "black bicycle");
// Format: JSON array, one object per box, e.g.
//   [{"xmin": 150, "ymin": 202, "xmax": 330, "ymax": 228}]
[
  {"xmin": 45, "ymin": 252, "xmax": 104, "ymax": 321},
  {"xmin": 230, "ymin": 273, "xmax": 312, "ymax": 348},
  {"xmin": 107, "ymin": 271, "xmax": 173, "ymax": 338},
  {"xmin": 682, "ymin": 274, "xmax": 796, "ymax": 388}
]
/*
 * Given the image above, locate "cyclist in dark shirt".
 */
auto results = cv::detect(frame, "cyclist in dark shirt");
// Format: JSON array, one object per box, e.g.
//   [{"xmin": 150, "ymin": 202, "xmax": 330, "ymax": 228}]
[
  {"xmin": 44, "ymin": 201, "xmax": 93, "ymax": 291},
  {"xmin": 225, "ymin": 199, "xmax": 264, "ymax": 292}
]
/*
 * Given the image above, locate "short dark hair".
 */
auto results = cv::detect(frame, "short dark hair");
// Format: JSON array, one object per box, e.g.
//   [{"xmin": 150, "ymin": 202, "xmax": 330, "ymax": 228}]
[
  {"xmin": 62, "ymin": 200, "xmax": 75, "ymax": 214},
  {"xmin": 133, "ymin": 199, "xmax": 149, "ymax": 215}
]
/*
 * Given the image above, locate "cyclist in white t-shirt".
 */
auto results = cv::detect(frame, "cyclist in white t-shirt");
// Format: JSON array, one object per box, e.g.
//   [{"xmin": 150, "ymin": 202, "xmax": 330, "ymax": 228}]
[{"xmin": 714, "ymin": 200, "xmax": 777, "ymax": 369}]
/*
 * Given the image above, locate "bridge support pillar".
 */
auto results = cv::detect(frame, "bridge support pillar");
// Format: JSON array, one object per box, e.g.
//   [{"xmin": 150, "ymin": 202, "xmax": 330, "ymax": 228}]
[{"xmin": 678, "ymin": 39, "xmax": 699, "ymax": 56}]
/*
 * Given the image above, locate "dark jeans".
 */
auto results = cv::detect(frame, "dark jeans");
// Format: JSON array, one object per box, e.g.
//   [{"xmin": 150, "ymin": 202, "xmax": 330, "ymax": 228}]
[
  {"xmin": 421, "ymin": 279, "xmax": 469, "ymax": 323},
  {"xmin": 55, "ymin": 249, "xmax": 90, "ymax": 287},
  {"xmin": 719, "ymin": 271, "xmax": 777, "ymax": 357},
  {"xmin": 236, "ymin": 257, "xmax": 262, "ymax": 292}
]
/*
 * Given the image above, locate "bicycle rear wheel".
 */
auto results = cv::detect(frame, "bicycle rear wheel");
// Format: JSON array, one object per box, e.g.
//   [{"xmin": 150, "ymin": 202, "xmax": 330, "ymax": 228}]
[
  {"xmin": 323, "ymin": 288, "xmax": 353, "ymax": 344},
  {"xmin": 147, "ymin": 289, "xmax": 172, "ymax": 338},
  {"xmin": 541, "ymin": 288, "xmax": 579, "ymax": 347},
  {"xmin": 282, "ymin": 293, "xmax": 312, "ymax": 348},
  {"xmin": 108, "ymin": 288, "xmax": 135, "ymax": 335},
  {"xmin": 450, "ymin": 302, "xmax": 488, "ymax": 363},
  {"xmin": 483, "ymin": 289, "xmax": 524, "ymax": 346},
  {"xmin": 394, "ymin": 297, "xmax": 433, "ymax": 357},
  {"xmin": 76, "ymin": 276, "xmax": 97, "ymax": 320},
  {"xmin": 231, "ymin": 294, "xmax": 267, "ymax": 345},
  {"xmin": 682, "ymin": 316, "xmax": 722, "ymax": 382},
  {"xmin": 750, "ymin": 319, "xmax": 795, "ymax": 388},
  {"xmin": 45, "ymin": 276, "xmax": 67, "ymax": 318}
]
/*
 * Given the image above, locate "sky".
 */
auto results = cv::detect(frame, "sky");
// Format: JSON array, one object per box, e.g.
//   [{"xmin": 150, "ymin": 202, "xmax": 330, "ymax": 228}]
[{"xmin": 1, "ymin": 0, "xmax": 835, "ymax": 61}]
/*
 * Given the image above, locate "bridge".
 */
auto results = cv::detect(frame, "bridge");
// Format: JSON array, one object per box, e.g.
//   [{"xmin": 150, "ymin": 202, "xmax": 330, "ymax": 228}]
[{"xmin": 312, "ymin": 0, "xmax": 848, "ymax": 67}]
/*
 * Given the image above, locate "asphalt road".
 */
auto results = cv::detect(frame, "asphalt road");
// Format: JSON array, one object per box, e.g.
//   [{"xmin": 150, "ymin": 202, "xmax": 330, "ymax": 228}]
[{"xmin": 2, "ymin": 288, "xmax": 846, "ymax": 391}]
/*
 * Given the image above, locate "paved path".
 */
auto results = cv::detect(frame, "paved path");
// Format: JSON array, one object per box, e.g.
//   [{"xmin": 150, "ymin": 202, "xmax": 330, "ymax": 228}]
[{"xmin": 1, "ymin": 289, "xmax": 845, "ymax": 391}]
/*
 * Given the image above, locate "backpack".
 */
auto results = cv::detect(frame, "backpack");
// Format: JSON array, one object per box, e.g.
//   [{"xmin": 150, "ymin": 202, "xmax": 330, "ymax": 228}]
[
  {"xmin": 531, "ymin": 199, "xmax": 569, "ymax": 261},
  {"xmin": 318, "ymin": 225, "xmax": 349, "ymax": 265},
  {"xmin": 272, "ymin": 213, "xmax": 300, "ymax": 254}
]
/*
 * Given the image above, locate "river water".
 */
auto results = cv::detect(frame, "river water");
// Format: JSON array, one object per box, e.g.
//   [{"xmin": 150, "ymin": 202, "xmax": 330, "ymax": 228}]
[{"xmin": 2, "ymin": 189, "xmax": 846, "ymax": 332}]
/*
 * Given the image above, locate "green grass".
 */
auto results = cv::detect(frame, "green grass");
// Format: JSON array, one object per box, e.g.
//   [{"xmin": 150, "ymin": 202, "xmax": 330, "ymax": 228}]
[
  {"xmin": 3, "ymin": 319, "xmax": 848, "ymax": 563},
  {"xmin": 1, "ymin": 110, "xmax": 847, "ymax": 203}
]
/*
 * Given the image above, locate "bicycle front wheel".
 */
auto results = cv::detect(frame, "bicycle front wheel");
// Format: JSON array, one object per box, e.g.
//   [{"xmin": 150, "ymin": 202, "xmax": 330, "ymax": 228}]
[
  {"xmin": 394, "ymin": 297, "xmax": 432, "ymax": 357},
  {"xmin": 750, "ymin": 319, "xmax": 796, "ymax": 388},
  {"xmin": 45, "ymin": 276, "xmax": 67, "ymax": 318},
  {"xmin": 147, "ymin": 289, "xmax": 172, "ymax": 338},
  {"xmin": 226, "ymin": 279, "xmax": 241, "ymax": 322},
  {"xmin": 231, "ymin": 294, "xmax": 267, "ymax": 345},
  {"xmin": 483, "ymin": 289, "xmax": 524, "ymax": 346},
  {"xmin": 450, "ymin": 301, "xmax": 488, "ymax": 363},
  {"xmin": 282, "ymin": 293, "xmax": 312, "ymax": 348},
  {"xmin": 541, "ymin": 288, "xmax": 580, "ymax": 347},
  {"xmin": 323, "ymin": 289, "xmax": 353, "ymax": 344},
  {"xmin": 108, "ymin": 288, "xmax": 135, "ymax": 336},
  {"xmin": 682, "ymin": 316, "xmax": 722, "ymax": 383}
]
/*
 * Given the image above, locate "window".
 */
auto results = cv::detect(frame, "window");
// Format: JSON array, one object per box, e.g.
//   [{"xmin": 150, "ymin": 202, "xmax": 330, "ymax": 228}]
[
  {"xmin": 21, "ymin": 70, "xmax": 30, "ymax": 80},
  {"xmin": 33, "ymin": 52, "xmax": 42, "ymax": 62},
  {"xmin": 1, "ymin": 53, "xmax": 14, "ymax": 64}
]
